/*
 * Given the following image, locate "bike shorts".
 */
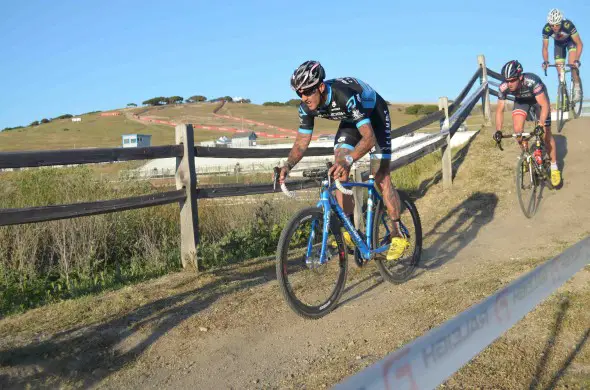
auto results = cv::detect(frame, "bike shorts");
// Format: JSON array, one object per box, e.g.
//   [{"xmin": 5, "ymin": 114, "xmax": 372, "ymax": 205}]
[
  {"xmin": 554, "ymin": 39, "xmax": 577, "ymax": 61},
  {"xmin": 512, "ymin": 100, "xmax": 552, "ymax": 128}
]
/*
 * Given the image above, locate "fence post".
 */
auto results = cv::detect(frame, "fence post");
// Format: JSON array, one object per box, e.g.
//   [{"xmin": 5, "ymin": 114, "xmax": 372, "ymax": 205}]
[
  {"xmin": 438, "ymin": 96, "xmax": 453, "ymax": 189},
  {"xmin": 175, "ymin": 123, "xmax": 199, "ymax": 271},
  {"xmin": 478, "ymin": 54, "xmax": 492, "ymax": 126}
]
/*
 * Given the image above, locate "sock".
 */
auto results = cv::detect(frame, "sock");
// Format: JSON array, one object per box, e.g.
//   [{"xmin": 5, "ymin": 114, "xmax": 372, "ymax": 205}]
[{"xmin": 551, "ymin": 162, "xmax": 558, "ymax": 170}]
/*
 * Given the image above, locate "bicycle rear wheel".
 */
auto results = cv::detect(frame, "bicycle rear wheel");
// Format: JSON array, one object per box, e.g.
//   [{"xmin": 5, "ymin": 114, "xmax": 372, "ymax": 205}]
[
  {"xmin": 571, "ymin": 69, "xmax": 583, "ymax": 119},
  {"xmin": 373, "ymin": 191, "xmax": 422, "ymax": 284},
  {"xmin": 275, "ymin": 207, "xmax": 348, "ymax": 319},
  {"xmin": 557, "ymin": 83, "xmax": 566, "ymax": 132},
  {"xmin": 516, "ymin": 152, "xmax": 542, "ymax": 218}
]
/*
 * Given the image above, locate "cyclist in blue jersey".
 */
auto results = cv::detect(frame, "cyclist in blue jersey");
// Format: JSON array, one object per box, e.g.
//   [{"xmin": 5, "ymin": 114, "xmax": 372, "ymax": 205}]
[
  {"xmin": 278, "ymin": 60, "xmax": 409, "ymax": 261},
  {"xmin": 542, "ymin": 8, "xmax": 583, "ymax": 101}
]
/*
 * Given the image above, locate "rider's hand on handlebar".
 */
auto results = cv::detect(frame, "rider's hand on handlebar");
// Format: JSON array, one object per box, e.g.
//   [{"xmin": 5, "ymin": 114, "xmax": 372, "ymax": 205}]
[
  {"xmin": 574, "ymin": 60, "xmax": 581, "ymax": 69},
  {"xmin": 328, "ymin": 156, "xmax": 351, "ymax": 181},
  {"xmin": 278, "ymin": 165, "xmax": 290, "ymax": 184},
  {"xmin": 542, "ymin": 61, "xmax": 549, "ymax": 70},
  {"xmin": 493, "ymin": 130, "xmax": 503, "ymax": 143}
]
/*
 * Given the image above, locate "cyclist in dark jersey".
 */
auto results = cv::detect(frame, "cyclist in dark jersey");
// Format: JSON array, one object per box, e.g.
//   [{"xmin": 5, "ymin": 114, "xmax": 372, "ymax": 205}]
[
  {"xmin": 542, "ymin": 8, "xmax": 583, "ymax": 101},
  {"xmin": 278, "ymin": 60, "xmax": 409, "ymax": 261},
  {"xmin": 494, "ymin": 60, "xmax": 561, "ymax": 187}
]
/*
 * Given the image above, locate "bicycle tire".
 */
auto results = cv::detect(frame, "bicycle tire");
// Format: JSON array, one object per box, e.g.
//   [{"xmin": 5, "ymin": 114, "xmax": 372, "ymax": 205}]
[
  {"xmin": 373, "ymin": 191, "xmax": 423, "ymax": 284},
  {"xmin": 515, "ymin": 152, "xmax": 540, "ymax": 218},
  {"xmin": 557, "ymin": 83, "xmax": 566, "ymax": 132},
  {"xmin": 275, "ymin": 207, "xmax": 348, "ymax": 319},
  {"xmin": 571, "ymin": 68, "xmax": 583, "ymax": 119}
]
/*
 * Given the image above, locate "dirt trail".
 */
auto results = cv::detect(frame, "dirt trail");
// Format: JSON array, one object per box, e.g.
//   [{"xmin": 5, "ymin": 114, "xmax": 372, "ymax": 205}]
[{"xmin": 1, "ymin": 119, "xmax": 589, "ymax": 389}]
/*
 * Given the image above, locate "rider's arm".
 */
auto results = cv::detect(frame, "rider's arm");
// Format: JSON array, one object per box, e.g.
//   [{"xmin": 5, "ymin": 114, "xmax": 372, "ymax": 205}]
[
  {"xmin": 286, "ymin": 131, "xmax": 312, "ymax": 168},
  {"xmin": 495, "ymin": 99, "xmax": 505, "ymax": 131},
  {"xmin": 350, "ymin": 122, "xmax": 376, "ymax": 162},
  {"xmin": 534, "ymin": 91, "xmax": 550, "ymax": 126},
  {"xmin": 542, "ymin": 38, "xmax": 550, "ymax": 64}
]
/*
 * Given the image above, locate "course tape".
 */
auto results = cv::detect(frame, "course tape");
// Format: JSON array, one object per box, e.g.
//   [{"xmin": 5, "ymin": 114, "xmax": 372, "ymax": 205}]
[{"xmin": 334, "ymin": 236, "xmax": 590, "ymax": 390}]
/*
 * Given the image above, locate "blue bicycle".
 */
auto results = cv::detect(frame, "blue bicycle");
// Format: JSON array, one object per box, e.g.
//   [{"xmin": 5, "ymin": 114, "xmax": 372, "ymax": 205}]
[{"xmin": 273, "ymin": 163, "xmax": 422, "ymax": 319}]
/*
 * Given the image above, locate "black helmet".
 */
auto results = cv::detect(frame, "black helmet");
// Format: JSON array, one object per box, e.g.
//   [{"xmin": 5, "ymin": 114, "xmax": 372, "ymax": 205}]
[
  {"xmin": 290, "ymin": 60, "xmax": 325, "ymax": 91},
  {"xmin": 501, "ymin": 60, "xmax": 523, "ymax": 80}
]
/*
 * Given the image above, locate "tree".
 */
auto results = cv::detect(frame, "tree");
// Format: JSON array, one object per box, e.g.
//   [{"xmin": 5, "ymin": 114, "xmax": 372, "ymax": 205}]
[
  {"xmin": 263, "ymin": 101, "xmax": 285, "ymax": 106},
  {"xmin": 404, "ymin": 104, "xmax": 423, "ymax": 115},
  {"xmin": 54, "ymin": 114, "xmax": 73, "ymax": 120},
  {"xmin": 417, "ymin": 105, "xmax": 439, "ymax": 115},
  {"xmin": 142, "ymin": 97, "xmax": 167, "ymax": 106},
  {"xmin": 285, "ymin": 99, "xmax": 301, "ymax": 106},
  {"xmin": 186, "ymin": 95, "xmax": 207, "ymax": 103},
  {"xmin": 30, "ymin": 121, "xmax": 39, "ymax": 126},
  {"xmin": 223, "ymin": 96, "xmax": 233, "ymax": 102},
  {"xmin": 40, "ymin": 118, "xmax": 50, "ymax": 124},
  {"xmin": 127, "ymin": 103, "xmax": 137, "ymax": 107},
  {"xmin": 167, "ymin": 96, "xmax": 184, "ymax": 104}
]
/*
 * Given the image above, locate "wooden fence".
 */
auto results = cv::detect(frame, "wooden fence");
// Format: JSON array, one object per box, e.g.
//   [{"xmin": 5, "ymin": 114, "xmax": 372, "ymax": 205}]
[{"xmin": 0, "ymin": 55, "xmax": 499, "ymax": 271}]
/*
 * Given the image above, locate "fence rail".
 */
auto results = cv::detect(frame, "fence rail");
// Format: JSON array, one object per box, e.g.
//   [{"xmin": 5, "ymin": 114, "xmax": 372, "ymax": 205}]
[{"xmin": 0, "ymin": 54, "xmax": 493, "ymax": 271}]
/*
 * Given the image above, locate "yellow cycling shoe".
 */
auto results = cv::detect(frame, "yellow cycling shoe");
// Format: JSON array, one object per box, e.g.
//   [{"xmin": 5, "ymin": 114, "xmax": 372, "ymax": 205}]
[
  {"xmin": 386, "ymin": 237, "xmax": 410, "ymax": 261},
  {"xmin": 551, "ymin": 169, "xmax": 561, "ymax": 187},
  {"xmin": 330, "ymin": 231, "xmax": 354, "ymax": 249}
]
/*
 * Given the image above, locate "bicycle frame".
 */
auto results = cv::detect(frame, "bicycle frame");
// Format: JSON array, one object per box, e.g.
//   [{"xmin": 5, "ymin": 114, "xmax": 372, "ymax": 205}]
[{"xmin": 308, "ymin": 177, "xmax": 390, "ymax": 265}]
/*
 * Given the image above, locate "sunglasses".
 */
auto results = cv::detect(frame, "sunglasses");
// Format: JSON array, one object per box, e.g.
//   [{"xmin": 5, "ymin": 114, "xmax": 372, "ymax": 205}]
[{"xmin": 296, "ymin": 86, "xmax": 318, "ymax": 98}]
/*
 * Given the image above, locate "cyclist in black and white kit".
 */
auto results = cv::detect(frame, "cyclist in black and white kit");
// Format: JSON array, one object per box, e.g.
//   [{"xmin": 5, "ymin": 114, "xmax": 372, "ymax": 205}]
[
  {"xmin": 278, "ymin": 60, "xmax": 409, "ymax": 261},
  {"xmin": 494, "ymin": 60, "xmax": 561, "ymax": 187},
  {"xmin": 542, "ymin": 8, "xmax": 583, "ymax": 101}
]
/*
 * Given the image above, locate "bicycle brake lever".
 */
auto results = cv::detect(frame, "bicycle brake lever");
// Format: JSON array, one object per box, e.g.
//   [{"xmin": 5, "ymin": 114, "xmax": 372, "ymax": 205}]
[{"xmin": 272, "ymin": 166, "xmax": 280, "ymax": 191}]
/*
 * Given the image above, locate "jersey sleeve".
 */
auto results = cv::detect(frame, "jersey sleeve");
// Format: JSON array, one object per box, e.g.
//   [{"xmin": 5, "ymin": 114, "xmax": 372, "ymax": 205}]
[
  {"xmin": 542, "ymin": 23, "xmax": 552, "ymax": 40},
  {"xmin": 297, "ymin": 104, "xmax": 314, "ymax": 135},
  {"xmin": 497, "ymin": 83, "xmax": 508, "ymax": 100},
  {"xmin": 564, "ymin": 20, "xmax": 578, "ymax": 36}
]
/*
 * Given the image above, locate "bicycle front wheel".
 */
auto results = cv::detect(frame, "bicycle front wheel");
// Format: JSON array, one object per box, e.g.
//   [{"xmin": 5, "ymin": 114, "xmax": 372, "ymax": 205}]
[
  {"xmin": 516, "ymin": 152, "xmax": 541, "ymax": 218},
  {"xmin": 571, "ymin": 70, "xmax": 583, "ymax": 119},
  {"xmin": 373, "ymin": 191, "xmax": 423, "ymax": 284},
  {"xmin": 275, "ymin": 207, "xmax": 348, "ymax": 319}
]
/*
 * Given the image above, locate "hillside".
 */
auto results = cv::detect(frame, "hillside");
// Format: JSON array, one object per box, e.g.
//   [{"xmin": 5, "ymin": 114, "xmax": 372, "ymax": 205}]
[{"xmin": 0, "ymin": 101, "xmax": 492, "ymax": 152}]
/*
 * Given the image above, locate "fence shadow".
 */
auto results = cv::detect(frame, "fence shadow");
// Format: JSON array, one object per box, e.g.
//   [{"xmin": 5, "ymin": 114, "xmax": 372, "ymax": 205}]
[
  {"xmin": 528, "ymin": 295, "xmax": 590, "ymax": 390},
  {"xmin": 414, "ymin": 130, "xmax": 480, "ymax": 199},
  {"xmin": 0, "ymin": 262, "xmax": 276, "ymax": 389},
  {"xmin": 417, "ymin": 192, "xmax": 498, "ymax": 272}
]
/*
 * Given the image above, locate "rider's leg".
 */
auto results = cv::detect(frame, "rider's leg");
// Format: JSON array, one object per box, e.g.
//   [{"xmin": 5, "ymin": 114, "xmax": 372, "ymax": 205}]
[
  {"xmin": 334, "ymin": 147, "xmax": 355, "ymax": 216},
  {"xmin": 568, "ymin": 43, "xmax": 581, "ymax": 85},
  {"xmin": 372, "ymin": 158, "xmax": 409, "ymax": 261},
  {"xmin": 372, "ymin": 158, "xmax": 401, "ymax": 231},
  {"xmin": 512, "ymin": 106, "xmax": 528, "ymax": 150}
]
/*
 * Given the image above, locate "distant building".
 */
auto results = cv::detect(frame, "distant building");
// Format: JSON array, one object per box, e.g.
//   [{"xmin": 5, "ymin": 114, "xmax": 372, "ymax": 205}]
[
  {"xmin": 101, "ymin": 112, "xmax": 121, "ymax": 117},
  {"xmin": 231, "ymin": 131, "xmax": 257, "ymax": 148},
  {"xmin": 122, "ymin": 134, "xmax": 152, "ymax": 148},
  {"xmin": 72, "ymin": 117, "xmax": 82, "ymax": 122}
]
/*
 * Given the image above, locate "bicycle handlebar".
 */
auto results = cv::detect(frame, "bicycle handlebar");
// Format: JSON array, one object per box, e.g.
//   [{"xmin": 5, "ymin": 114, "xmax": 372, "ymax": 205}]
[
  {"xmin": 273, "ymin": 161, "xmax": 352, "ymax": 197},
  {"xmin": 493, "ymin": 125, "xmax": 544, "ymax": 151},
  {"xmin": 544, "ymin": 63, "xmax": 577, "ymax": 77}
]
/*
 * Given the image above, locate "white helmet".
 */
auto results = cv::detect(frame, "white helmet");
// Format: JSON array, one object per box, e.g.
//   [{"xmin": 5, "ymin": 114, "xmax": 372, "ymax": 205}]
[{"xmin": 547, "ymin": 8, "xmax": 563, "ymax": 25}]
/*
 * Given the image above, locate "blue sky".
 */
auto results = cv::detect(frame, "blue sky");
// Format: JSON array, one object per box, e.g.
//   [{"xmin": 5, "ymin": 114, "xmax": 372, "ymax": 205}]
[{"xmin": 1, "ymin": 0, "xmax": 588, "ymax": 129}]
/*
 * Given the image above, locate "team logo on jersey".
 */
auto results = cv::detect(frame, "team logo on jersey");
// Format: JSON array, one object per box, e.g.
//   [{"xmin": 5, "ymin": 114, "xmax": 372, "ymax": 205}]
[
  {"xmin": 346, "ymin": 96, "xmax": 357, "ymax": 112},
  {"xmin": 298, "ymin": 106, "xmax": 307, "ymax": 116},
  {"xmin": 332, "ymin": 101, "xmax": 337, "ymax": 108},
  {"xmin": 351, "ymin": 108, "xmax": 363, "ymax": 120},
  {"xmin": 356, "ymin": 94, "xmax": 361, "ymax": 102},
  {"xmin": 564, "ymin": 21, "xmax": 570, "ymax": 28},
  {"xmin": 545, "ymin": 26, "xmax": 551, "ymax": 32}
]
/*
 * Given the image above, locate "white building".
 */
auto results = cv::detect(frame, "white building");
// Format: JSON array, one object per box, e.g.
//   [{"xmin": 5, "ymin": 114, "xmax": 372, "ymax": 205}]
[
  {"xmin": 72, "ymin": 117, "xmax": 82, "ymax": 122},
  {"xmin": 122, "ymin": 134, "xmax": 152, "ymax": 148},
  {"xmin": 231, "ymin": 132, "xmax": 257, "ymax": 148}
]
